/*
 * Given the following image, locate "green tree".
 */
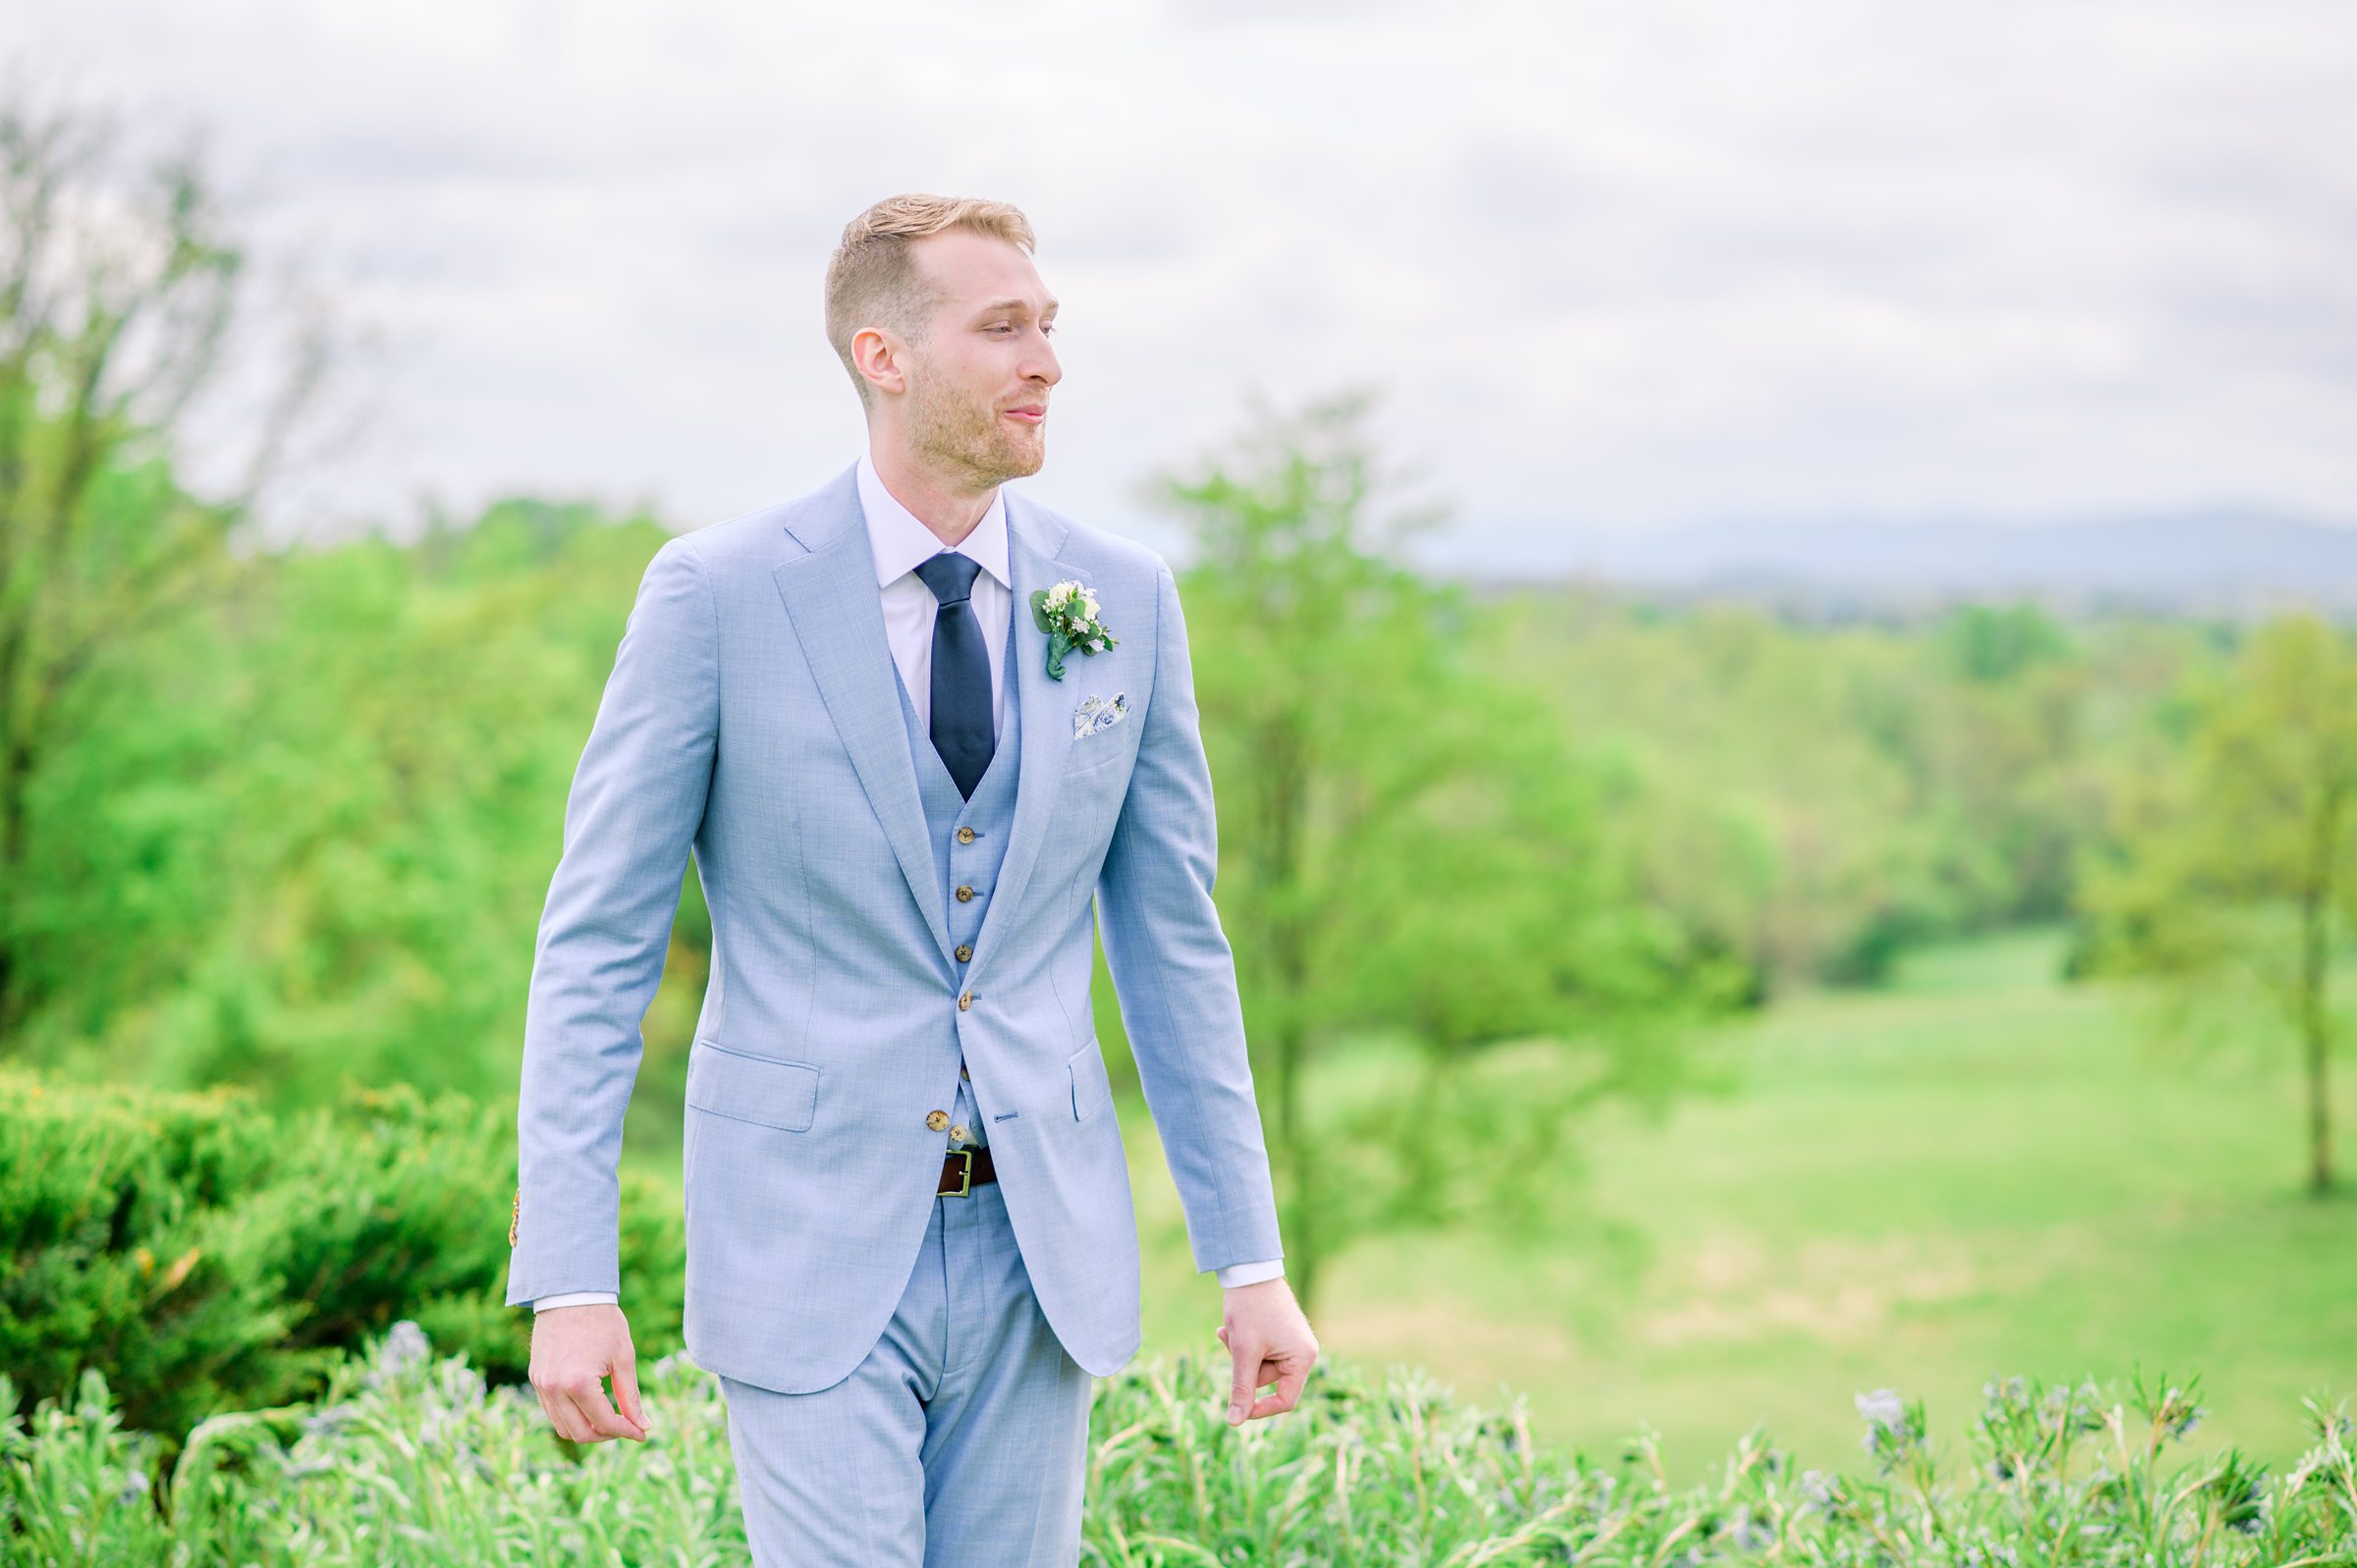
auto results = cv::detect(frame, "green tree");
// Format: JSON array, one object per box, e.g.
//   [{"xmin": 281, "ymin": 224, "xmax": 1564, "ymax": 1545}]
[
  {"xmin": 0, "ymin": 86, "xmax": 333, "ymax": 1047},
  {"xmin": 1128, "ymin": 387, "xmax": 1744, "ymax": 1309},
  {"xmin": 17, "ymin": 499, "xmax": 705, "ymax": 1130},
  {"xmin": 2075, "ymin": 611, "xmax": 2356, "ymax": 1194}
]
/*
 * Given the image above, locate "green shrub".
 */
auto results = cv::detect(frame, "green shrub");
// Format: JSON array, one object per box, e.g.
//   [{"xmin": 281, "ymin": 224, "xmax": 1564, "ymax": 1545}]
[
  {"xmin": 0, "ymin": 1069, "xmax": 684, "ymax": 1446},
  {"xmin": 4, "ymin": 1324, "xmax": 2351, "ymax": 1565}
]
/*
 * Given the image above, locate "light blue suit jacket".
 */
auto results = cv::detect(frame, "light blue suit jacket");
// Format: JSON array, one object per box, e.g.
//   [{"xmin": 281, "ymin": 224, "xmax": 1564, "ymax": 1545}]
[{"xmin": 503, "ymin": 460, "xmax": 1286, "ymax": 1394}]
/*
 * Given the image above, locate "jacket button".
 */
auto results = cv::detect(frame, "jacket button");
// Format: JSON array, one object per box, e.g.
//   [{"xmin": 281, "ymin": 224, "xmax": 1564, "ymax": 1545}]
[
  {"xmin": 958, "ymin": 990, "xmax": 972, "ymax": 1010},
  {"xmin": 956, "ymin": 884, "xmax": 975, "ymax": 902},
  {"xmin": 955, "ymin": 943, "xmax": 973, "ymax": 962},
  {"xmin": 926, "ymin": 1109, "xmax": 950, "ymax": 1131},
  {"xmin": 957, "ymin": 826, "xmax": 976, "ymax": 844}
]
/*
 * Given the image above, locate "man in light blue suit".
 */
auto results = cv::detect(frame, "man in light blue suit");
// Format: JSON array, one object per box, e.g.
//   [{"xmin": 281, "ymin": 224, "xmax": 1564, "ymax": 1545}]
[{"xmin": 504, "ymin": 193, "xmax": 1320, "ymax": 1564}]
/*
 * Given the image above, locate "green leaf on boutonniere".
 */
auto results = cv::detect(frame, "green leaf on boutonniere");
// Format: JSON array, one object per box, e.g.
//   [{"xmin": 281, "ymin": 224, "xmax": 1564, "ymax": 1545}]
[{"xmin": 1030, "ymin": 582, "xmax": 1117, "ymax": 682}]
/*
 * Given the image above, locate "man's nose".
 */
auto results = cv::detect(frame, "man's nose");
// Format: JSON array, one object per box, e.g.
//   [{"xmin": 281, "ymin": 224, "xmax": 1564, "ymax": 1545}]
[{"xmin": 1026, "ymin": 338, "xmax": 1061, "ymax": 386}]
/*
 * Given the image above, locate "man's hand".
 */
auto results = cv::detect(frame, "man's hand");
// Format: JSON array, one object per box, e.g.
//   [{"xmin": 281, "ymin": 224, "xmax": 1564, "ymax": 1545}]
[
  {"xmin": 529, "ymin": 1303, "xmax": 650, "ymax": 1443},
  {"xmin": 1215, "ymin": 1277, "xmax": 1319, "ymax": 1426}
]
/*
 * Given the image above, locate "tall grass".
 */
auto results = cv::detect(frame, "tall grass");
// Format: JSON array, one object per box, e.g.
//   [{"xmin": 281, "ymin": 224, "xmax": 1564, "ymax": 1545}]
[{"xmin": 3, "ymin": 1323, "xmax": 2350, "ymax": 1564}]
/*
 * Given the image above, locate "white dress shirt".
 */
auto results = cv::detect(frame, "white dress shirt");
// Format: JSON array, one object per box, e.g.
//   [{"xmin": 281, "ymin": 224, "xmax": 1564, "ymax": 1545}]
[
  {"xmin": 534, "ymin": 453, "xmax": 1282, "ymax": 1310},
  {"xmin": 860, "ymin": 448, "xmax": 1014, "ymax": 746}
]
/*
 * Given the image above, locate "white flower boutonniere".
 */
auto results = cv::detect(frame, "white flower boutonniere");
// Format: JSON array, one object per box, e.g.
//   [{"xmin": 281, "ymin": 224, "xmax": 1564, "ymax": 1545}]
[{"xmin": 1030, "ymin": 579, "xmax": 1119, "ymax": 681}]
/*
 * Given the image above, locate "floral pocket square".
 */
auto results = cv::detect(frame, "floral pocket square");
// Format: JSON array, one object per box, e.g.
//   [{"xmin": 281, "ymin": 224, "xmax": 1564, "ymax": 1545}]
[{"xmin": 1072, "ymin": 691, "xmax": 1128, "ymax": 739}]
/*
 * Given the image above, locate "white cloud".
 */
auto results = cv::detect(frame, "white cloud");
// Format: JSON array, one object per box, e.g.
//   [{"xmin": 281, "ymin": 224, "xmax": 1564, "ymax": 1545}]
[{"xmin": 7, "ymin": 0, "xmax": 2352, "ymax": 564}]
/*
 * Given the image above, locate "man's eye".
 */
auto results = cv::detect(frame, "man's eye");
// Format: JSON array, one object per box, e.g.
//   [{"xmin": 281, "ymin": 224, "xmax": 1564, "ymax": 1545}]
[{"xmin": 1041, "ymin": 322, "xmax": 1056, "ymax": 337}]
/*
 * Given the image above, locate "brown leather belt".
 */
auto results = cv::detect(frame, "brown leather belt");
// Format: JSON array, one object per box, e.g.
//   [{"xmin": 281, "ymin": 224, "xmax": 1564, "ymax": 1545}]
[{"xmin": 937, "ymin": 1145, "xmax": 996, "ymax": 1197}]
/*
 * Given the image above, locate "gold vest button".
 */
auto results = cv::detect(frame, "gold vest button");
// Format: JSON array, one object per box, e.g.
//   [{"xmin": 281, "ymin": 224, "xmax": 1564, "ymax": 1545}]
[
  {"xmin": 958, "ymin": 990, "xmax": 972, "ymax": 1010},
  {"xmin": 956, "ymin": 884, "xmax": 975, "ymax": 902},
  {"xmin": 955, "ymin": 943, "xmax": 973, "ymax": 962},
  {"xmin": 926, "ymin": 1109, "xmax": 950, "ymax": 1131},
  {"xmin": 949, "ymin": 1123, "xmax": 968, "ymax": 1142},
  {"xmin": 957, "ymin": 826, "xmax": 976, "ymax": 844}
]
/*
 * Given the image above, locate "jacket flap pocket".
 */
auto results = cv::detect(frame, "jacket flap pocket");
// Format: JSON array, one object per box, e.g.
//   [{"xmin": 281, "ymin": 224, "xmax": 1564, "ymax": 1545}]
[
  {"xmin": 687, "ymin": 1041, "xmax": 822, "ymax": 1133},
  {"xmin": 1067, "ymin": 1036, "xmax": 1112, "ymax": 1121}
]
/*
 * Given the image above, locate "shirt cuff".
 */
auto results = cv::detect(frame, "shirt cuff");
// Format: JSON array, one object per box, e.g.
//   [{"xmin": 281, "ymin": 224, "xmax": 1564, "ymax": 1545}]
[
  {"xmin": 532, "ymin": 1290, "xmax": 620, "ymax": 1312},
  {"xmin": 1214, "ymin": 1258, "xmax": 1286, "ymax": 1289}
]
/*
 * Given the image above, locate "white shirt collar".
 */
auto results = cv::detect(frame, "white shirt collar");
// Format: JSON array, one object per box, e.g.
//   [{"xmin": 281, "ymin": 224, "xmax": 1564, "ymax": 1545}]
[{"xmin": 856, "ymin": 449, "xmax": 1012, "ymax": 593}]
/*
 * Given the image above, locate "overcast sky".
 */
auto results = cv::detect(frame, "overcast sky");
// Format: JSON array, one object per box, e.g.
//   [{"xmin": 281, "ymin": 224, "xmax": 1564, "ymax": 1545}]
[{"xmin": 11, "ymin": 0, "xmax": 2354, "ymax": 570}]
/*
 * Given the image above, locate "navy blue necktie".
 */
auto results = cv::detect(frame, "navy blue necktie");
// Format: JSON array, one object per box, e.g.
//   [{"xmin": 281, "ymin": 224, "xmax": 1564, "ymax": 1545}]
[{"xmin": 913, "ymin": 552, "xmax": 994, "ymax": 799}]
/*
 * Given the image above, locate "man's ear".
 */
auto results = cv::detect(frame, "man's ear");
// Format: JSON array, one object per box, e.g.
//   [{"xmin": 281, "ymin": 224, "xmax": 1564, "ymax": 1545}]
[{"xmin": 852, "ymin": 325, "xmax": 905, "ymax": 400}]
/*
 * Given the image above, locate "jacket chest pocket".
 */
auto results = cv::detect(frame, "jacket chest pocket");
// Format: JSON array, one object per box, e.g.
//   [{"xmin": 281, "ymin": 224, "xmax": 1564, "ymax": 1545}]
[{"xmin": 1065, "ymin": 729, "xmax": 1135, "ymax": 777}]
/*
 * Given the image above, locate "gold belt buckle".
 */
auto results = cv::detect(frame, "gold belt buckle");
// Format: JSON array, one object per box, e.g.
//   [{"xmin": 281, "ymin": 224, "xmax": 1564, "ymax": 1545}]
[{"xmin": 942, "ymin": 1146, "xmax": 973, "ymax": 1197}]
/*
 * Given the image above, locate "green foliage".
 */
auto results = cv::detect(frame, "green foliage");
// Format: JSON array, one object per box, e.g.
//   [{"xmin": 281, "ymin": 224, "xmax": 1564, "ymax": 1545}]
[
  {"xmin": 8, "ymin": 500, "xmax": 711, "ymax": 1132},
  {"xmin": 5, "ymin": 1323, "xmax": 2352, "ymax": 1564},
  {"xmin": 2072, "ymin": 612, "xmax": 2357, "ymax": 1189},
  {"xmin": 0, "ymin": 1072, "xmax": 299, "ymax": 1445},
  {"xmin": 2077, "ymin": 613, "xmax": 2357, "ymax": 964},
  {"xmin": 0, "ymin": 90, "xmax": 337, "ymax": 1057},
  {"xmin": 1498, "ymin": 590, "xmax": 2220, "ymax": 991},
  {"xmin": 1135, "ymin": 388, "xmax": 1745, "ymax": 1305},
  {"xmin": 5, "ymin": 403, "xmax": 2242, "ymax": 1167},
  {"xmin": 0, "ymin": 1069, "xmax": 684, "ymax": 1448},
  {"xmin": 1938, "ymin": 601, "xmax": 2074, "ymax": 684}
]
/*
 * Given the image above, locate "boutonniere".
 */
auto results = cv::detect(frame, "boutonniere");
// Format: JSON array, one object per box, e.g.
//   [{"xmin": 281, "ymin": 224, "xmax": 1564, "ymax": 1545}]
[{"xmin": 1030, "ymin": 579, "xmax": 1119, "ymax": 681}]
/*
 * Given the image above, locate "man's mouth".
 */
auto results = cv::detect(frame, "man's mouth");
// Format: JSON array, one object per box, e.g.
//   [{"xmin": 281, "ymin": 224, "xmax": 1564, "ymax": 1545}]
[{"xmin": 1004, "ymin": 406, "xmax": 1045, "ymax": 423}]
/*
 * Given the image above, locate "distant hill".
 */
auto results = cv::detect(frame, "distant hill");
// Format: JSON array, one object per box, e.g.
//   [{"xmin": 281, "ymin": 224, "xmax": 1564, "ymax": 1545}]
[{"xmin": 1426, "ymin": 509, "xmax": 2357, "ymax": 620}]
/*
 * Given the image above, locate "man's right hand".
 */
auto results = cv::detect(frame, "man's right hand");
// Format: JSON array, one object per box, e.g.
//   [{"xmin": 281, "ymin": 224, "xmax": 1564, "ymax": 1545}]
[{"xmin": 528, "ymin": 1303, "xmax": 650, "ymax": 1443}]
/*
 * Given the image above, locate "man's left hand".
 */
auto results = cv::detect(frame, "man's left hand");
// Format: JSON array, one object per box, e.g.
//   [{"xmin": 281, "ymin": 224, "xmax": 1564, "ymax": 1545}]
[{"xmin": 1216, "ymin": 1277, "xmax": 1319, "ymax": 1425}]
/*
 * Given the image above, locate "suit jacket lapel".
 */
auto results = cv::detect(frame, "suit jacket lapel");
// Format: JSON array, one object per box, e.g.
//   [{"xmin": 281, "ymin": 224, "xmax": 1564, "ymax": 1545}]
[
  {"xmin": 772, "ymin": 463, "xmax": 958, "ymax": 971},
  {"xmin": 770, "ymin": 466, "xmax": 1081, "ymax": 987},
  {"xmin": 961, "ymin": 489, "xmax": 1079, "ymax": 986}
]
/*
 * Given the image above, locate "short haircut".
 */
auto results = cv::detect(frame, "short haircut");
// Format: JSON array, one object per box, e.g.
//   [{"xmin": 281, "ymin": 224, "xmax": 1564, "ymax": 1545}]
[{"xmin": 824, "ymin": 193, "xmax": 1037, "ymax": 412}]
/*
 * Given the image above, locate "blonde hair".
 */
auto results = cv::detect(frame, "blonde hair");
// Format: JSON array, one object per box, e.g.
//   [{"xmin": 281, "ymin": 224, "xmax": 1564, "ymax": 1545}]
[{"xmin": 825, "ymin": 193, "xmax": 1037, "ymax": 412}]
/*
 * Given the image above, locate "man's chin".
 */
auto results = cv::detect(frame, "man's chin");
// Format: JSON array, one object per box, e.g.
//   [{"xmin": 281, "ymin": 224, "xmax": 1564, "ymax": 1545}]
[{"xmin": 992, "ymin": 436, "xmax": 1046, "ymax": 479}]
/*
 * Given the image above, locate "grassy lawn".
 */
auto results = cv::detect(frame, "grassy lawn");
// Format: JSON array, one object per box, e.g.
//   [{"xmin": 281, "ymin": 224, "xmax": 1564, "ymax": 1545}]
[{"xmin": 1122, "ymin": 924, "xmax": 2357, "ymax": 1488}]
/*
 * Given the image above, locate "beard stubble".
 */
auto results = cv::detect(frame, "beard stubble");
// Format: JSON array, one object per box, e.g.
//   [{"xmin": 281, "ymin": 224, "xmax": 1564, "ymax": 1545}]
[{"xmin": 904, "ymin": 355, "xmax": 1045, "ymax": 490}]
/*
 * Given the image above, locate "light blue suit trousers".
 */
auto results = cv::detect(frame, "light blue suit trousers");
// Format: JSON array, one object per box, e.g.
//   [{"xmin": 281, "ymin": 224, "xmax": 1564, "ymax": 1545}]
[
  {"xmin": 504, "ymin": 460, "xmax": 1286, "ymax": 1563},
  {"xmin": 720, "ymin": 1179, "xmax": 1093, "ymax": 1566}
]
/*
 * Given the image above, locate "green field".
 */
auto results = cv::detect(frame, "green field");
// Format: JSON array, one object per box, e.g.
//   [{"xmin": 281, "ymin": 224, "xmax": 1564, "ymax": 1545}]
[{"xmin": 1125, "ymin": 924, "xmax": 2357, "ymax": 1487}]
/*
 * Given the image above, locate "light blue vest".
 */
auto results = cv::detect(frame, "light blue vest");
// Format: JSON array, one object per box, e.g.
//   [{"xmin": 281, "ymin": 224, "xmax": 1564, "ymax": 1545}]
[{"xmin": 887, "ymin": 587, "xmax": 1023, "ymax": 1151}]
